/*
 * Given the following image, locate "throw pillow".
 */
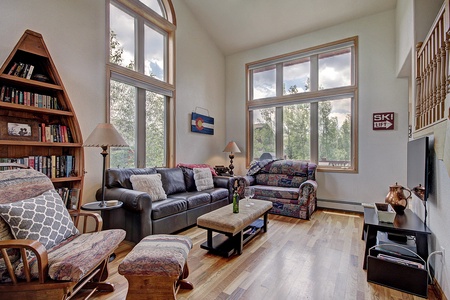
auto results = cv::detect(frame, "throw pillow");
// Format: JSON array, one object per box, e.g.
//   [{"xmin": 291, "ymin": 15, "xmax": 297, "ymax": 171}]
[
  {"xmin": 130, "ymin": 174, "xmax": 167, "ymax": 201},
  {"xmin": 193, "ymin": 168, "xmax": 214, "ymax": 191},
  {"xmin": 0, "ymin": 189, "xmax": 79, "ymax": 259}
]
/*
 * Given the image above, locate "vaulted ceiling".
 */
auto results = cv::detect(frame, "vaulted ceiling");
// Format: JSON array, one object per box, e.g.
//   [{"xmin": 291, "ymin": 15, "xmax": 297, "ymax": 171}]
[{"xmin": 183, "ymin": 0, "xmax": 397, "ymax": 55}]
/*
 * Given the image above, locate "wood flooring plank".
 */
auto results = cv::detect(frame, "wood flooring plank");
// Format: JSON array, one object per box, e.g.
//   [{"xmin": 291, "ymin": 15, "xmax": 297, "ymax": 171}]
[{"xmin": 70, "ymin": 209, "xmax": 438, "ymax": 300}]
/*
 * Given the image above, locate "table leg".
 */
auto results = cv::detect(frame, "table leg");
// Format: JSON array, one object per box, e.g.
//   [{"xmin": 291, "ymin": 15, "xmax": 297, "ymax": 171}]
[
  {"xmin": 207, "ymin": 230, "xmax": 213, "ymax": 248},
  {"xmin": 363, "ymin": 225, "xmax": 377, "ymax": 270},
  {"xmin": 263, "ymin": 213, "xmax": 268, "ymax": 232},
  {"xmin": 235, "ymin": 231, "xmax": 243, "ymax": 255},
  {"xmin": 415, "ymin": 233, "xmax": 429, "ymax": 263}
]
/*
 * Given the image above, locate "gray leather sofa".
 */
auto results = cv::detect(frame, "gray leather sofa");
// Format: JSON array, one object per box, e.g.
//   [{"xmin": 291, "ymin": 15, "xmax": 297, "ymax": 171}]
[{"xmin": 96, "ymin": 167, "xmax": 235, "ymax": 243}]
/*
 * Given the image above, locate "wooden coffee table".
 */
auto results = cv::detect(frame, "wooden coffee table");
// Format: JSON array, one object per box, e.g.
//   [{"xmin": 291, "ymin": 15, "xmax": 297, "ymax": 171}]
[{"xmin": 197, "ymin": 199, "xmax": 272, "ymax": 257}]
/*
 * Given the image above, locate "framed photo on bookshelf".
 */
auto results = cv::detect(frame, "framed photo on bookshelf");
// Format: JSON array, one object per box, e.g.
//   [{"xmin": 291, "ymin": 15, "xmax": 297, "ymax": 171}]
[{"xmin": 0, "ymin": 116, "xmax": 39, "ymax": 141}]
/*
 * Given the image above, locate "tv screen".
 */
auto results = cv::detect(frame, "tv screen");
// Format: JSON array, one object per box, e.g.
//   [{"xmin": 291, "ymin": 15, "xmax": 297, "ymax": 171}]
[{"xmin": 407, "ymin": 136, "xmax": 432, "ymax": 201}]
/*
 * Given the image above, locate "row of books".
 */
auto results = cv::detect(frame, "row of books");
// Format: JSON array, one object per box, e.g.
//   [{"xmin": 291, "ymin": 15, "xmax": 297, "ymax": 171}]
[
  {"xmin": 7, "ymin": 62, "xmax": 35, "ymax": 79},
  {"xmin": 0, "ymin": 155, "xmax": 76, "ymax": 178},
  {"xmin": 39, "ymin": 123, "xmax": 73, "ymax": 143},
  {"xmin": 56, "ymin": 187, "xmax": 80, "ymax": 210},
  {"xmin": 376, "ymin": 253, "xmax": 425, "ymax": 269},
  {"xmin": 0, "ymin": 85, "xmax": 61, "ymax": 110}
]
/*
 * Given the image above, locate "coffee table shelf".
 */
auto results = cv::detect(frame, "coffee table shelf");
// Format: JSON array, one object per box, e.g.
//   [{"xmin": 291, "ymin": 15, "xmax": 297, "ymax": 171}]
[{"xmin": 200, "ymin": 219, "xmax": 265, "ymax": 257}]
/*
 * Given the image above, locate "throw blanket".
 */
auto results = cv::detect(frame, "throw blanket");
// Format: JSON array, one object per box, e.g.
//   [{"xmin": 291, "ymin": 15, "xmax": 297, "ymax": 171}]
[{"xmin": 246, "ymin": 159, "xmax": 280, "ymax": 176}]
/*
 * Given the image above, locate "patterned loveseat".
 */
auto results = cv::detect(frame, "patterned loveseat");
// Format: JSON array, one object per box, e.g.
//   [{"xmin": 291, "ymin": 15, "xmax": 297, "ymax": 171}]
[{"xmin": 242, "ymin": 159, "xmax": 318, "ymax": 220}]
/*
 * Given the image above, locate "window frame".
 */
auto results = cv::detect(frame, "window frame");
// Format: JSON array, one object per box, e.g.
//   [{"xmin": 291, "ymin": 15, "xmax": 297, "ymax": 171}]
[
  {"xmin": 246, "ymin": 36, "xmax": 358, "ymax": 173},
  {"xmin": 106, "ymin": 0, "xmax": 176, "ymax": 168}
]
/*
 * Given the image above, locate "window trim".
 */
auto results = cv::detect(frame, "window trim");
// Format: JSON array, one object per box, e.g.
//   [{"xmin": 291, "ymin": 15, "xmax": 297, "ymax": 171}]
[
  {"xmin": 106, "ymin": 0, "xmax": 176, "ymax": 167},
  {"xmin": 246, "ymin": 36, "xmax": 358, "ymax": 173}
]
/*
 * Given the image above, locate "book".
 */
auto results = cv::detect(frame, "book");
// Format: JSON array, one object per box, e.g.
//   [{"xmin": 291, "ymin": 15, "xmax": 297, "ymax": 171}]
[
  {"xmin": 69, "ymin": 188, "xmax": 80, "ymax": 210},
  {"xmin": 7, "ymin": 62, "xmax": 18, "ymax": 75},
  {"xmin": 26, "ymin": 65, "xmax": 34, "ymax": 79},
  {"xmin": 377, "ymin": 253, "xmax": 425, "ymax": 269},
  {"xmin": 13, "ymin": 62, "xmax": 24, "ymax": 76}
]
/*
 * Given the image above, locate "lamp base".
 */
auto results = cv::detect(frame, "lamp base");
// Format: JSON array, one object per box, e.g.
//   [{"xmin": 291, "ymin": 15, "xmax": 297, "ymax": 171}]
[{"xmin": 228, "ymin": 154, "xmax": 235, "ymax": 176}]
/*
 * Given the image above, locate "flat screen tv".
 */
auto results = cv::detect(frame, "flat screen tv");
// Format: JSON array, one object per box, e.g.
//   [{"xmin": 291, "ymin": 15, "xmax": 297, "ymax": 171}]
[{"xmin": 407, "ymin": 135, "xmax": 433, "ymax": 201}]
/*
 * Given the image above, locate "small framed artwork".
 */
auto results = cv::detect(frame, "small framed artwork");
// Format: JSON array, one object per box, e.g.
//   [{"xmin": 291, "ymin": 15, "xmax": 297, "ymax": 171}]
[
  {"xmin": 0, "ymin": 116, "xmax": 40, "ymax": 141},
  {"xmin": 8, "ymin": 122, "xmax": 31, "ymax": 137},
  {"xmin": 191, "ymin": 112, "xmax": 214, "ymax": 135}
]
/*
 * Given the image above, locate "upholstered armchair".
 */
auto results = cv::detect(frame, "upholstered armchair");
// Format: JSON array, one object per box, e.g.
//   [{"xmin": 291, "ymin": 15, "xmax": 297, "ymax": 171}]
[{"xmin": 0, "ymin": 167, "xmax": 126, "ymax": 300}]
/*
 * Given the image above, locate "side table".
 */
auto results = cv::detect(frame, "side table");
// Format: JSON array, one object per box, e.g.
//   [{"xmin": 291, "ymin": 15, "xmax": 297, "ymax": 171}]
[
  {"xmin": 362, "ymin": 207, "xmax": 431, "ymax": 269},
  {"xmin": 81, "ymin": 201, "xmax": 123, "ymax": 211},
  {"xmin": 81, "ymin": 201, "xmax": 123, "ymax": 261}
]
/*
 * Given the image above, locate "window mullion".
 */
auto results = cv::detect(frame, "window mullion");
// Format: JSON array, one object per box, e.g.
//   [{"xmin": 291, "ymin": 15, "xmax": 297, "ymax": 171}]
[
  {"xmin": 136, "ymin": 17, "xmax": 145, "ymax": 74},
  {"xmin": 310, "ymin": 55, "xmax": 319, "ymax": 163},
  {"xmin": 136, "ymin": 88, "xmax": 146, "ymax": 167},
  {"xmin": 275, "ymin": 63, "xmax": 283, "ymax": 158}
]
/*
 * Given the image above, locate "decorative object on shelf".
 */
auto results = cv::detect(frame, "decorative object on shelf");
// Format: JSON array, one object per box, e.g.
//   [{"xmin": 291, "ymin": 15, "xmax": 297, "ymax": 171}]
[
  {"xmin": 83, "ymin": 123, "xmax": 128, "ymax": 208},
  {"xmin": 385, "ymin": 182, "xmax": 411, "ymax": 214},
  {"xmin": 223, "ymin": 141, "xmax": 241, "ymax": 176},
  {"xmin": 191, "ymin": 107, "xmax": 214, "ymax": 135},
  {"xmin": 374, "ymin": 203, "xmax": 396, "ymax": 223}
]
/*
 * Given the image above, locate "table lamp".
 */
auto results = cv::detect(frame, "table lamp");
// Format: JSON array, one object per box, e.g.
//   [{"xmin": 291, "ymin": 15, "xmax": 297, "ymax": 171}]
[
  {"xmin": 223, "ymin": 141, "xmax": 241, "ymax": 176},
  {"xmin": 83, "ymin": 123, "xmax": 128, "ymax": 207}
]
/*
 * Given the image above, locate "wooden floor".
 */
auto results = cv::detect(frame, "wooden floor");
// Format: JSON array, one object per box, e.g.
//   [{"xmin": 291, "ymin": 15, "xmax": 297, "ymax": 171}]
[{"xmin": 74, "ymin": 209, "xmax": 440, "ymax": 300}]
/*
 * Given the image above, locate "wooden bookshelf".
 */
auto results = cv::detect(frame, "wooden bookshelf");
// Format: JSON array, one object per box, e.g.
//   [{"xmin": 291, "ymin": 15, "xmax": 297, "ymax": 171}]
[{"xmin": 0, "ymin": 29, "xmax": 84, "ymax": 210}]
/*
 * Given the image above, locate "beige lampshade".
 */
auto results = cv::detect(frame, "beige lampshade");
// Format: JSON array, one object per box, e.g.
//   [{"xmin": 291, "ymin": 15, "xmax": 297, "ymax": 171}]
[
  {"xmin": 223, "ymin": 141, "xmax": 241, "ymax": 153},
  {"xmin": 83, "ymin": 123, "xmax": 128, "ymax": 148}
]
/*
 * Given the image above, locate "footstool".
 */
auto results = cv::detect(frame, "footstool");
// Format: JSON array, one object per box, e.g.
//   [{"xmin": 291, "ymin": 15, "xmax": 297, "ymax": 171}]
[{"xmin": 118, "ymin": 234, "xmax": 194, "ymax": 300}]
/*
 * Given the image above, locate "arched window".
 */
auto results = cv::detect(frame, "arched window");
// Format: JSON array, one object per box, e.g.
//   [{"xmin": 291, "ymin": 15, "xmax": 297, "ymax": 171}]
[{"xmin": 107, "ymin": 0, "xmax": 176, "ymax": 168}]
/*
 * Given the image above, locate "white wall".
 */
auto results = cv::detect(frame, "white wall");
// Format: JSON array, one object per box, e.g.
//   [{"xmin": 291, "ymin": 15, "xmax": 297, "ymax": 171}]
[
  {"xmin": 0, "ymin": 0, "xmax": 106, "ymax": 204},
  {"xmin": 226, "ymin": 10, "xmax": 409, "ymax": 207},
  {"xmin": 172, "ymin": 0, "xmax": 228, "ymax": 167}
]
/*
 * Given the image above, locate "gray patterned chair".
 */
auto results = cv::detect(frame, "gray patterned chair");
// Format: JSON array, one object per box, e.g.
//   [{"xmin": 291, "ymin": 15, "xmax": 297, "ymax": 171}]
[{"xmin": 0, "ymin": 167, "xmax": 126, "ymax": 300}]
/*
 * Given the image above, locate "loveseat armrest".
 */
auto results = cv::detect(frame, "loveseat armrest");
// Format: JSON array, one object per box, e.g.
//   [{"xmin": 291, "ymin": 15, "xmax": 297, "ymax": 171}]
[
  {"xmin": 70, "ymin": 211, "xmax": 103, "ymax": 233},
  {"xmin": 96, "ymin": 187, "xmax": 153, "ymax": 212},
  {"xmin": 299, "ymin": 179, "xmax": 318, "ymax": 197},
  {"xmin": 0, "ymin": 239, "xmax": 48, "ymax": 284}
]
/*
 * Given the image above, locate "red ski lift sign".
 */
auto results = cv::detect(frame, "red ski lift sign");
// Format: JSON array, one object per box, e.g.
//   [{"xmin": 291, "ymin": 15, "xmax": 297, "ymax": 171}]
[{"xmin": 373, "ymin": 112, "xmax": 394, "ymax": 130}]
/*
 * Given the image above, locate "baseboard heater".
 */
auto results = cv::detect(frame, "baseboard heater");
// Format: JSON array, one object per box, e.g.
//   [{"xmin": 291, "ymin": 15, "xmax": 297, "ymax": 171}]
[{"xmin": 317, "ymin": 199, "xmax": 363, "ymax": 212}]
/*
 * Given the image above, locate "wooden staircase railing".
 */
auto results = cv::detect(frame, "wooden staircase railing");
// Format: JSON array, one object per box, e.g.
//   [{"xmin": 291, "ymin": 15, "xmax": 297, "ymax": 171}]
[{"xmin": 415, "ymin": 1, "xmax": 450, "ymax": 131}]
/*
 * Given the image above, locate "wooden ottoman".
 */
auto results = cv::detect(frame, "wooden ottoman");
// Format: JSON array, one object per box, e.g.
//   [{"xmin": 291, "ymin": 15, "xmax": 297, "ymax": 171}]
[{"xmin": 118, "ymin": 234, "xmax": 194, "ymax": 300}]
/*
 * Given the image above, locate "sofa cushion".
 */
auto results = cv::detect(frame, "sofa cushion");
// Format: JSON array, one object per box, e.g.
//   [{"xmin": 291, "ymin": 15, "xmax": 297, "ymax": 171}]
[
  {"xmin": 208, "ymin": 188, "xmax": 229, "ymax": 203},
  {"xmin": 106, "ymin": 168, "xmax": 157, "ymax": 189},
  {"xmin": 169, "ymin": 192, "xmax": 211, "ymax": 209},
  {"xmin": 180, "ymin": 167, "xmax": 197, "ymax": 192},
  {"xmin": 255, "ymin": 174, "xmax": 307, "ymax": 188},
  {"xmin": 252, "ymin": 185, "xmax": 299, "ymax": 201},
  {"xmin": 151, "ymin": 198, "xmax": 188, "ymax": 220},
  {"xmin": 193, "ymin": 168, "xmax": 214, "ymax": 191},
  {"xmin": 14, "ymin": 229, "xmax": 126, "ymax": 281},
  {"xmin": 157, "ymin": 168, "xmax": 186, "ymax": 195},
  {"xmin": 130, "ymin": 174, "xmax": 167, "ymax": 202},
  {"xmin": 0, "ymin": 189, "xmax": 79, "ymax": 259},
  {"xmin": 176, "ymin": 163, "xmax": 218, "ymax": 176}
]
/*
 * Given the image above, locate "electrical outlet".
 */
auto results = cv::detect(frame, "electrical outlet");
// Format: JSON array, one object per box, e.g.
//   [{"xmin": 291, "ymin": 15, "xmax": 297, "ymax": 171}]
[{"xmin": 441, "ymin": 246, "xmax": 445, "ymax": 262}]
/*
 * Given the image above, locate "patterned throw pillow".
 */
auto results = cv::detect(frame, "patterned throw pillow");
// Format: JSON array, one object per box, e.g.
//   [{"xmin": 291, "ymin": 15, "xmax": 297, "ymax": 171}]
[
  {"xmin": 0, "ymin": 189, "xmax": 79, "ymax": 259},
  {"xmin": 130, "ymin": 174, "xmax": 167, "ymax": 201},
  {"xmin": 193, "ymin": 168, "xmax": 214, "ymax": 191}
]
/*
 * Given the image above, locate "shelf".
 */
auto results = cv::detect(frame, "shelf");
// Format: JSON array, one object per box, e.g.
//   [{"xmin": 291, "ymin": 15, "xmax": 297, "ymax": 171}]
[
  {"xmin": 0, "ymin": 102, "xmax": 73, "ymax": 116},
  {"xmin": 0, "ymin": 74, "xmax": 63, "ymax": 91},
  {"xmin": 0, "ymin": 140, "xmax": 82, "ymax": 147},
  {"xmin": 51, "ymin": 176, "xmax": 82, "ymax": 183}
]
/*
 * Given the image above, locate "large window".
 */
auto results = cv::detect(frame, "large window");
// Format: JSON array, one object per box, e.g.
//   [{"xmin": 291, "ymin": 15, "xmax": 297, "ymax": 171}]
[
  {"xmin": 107, "ymin": 0, "xmax": 176, "ymax": 168},
  {"xmin": 247, "ymin": 37, "xmax": 358, "ymax": 172}
]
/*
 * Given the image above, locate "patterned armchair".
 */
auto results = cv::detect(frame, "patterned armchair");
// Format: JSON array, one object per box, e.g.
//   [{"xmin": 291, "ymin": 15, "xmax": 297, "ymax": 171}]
[
  {"xmin": 241, "ymin": 159, "xmax": 318, "ymax": 220},
  {"xmin": 0, "ymin": 166, "xmax": 126, "ymax": 299}
]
